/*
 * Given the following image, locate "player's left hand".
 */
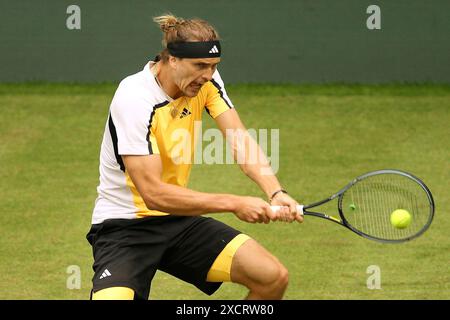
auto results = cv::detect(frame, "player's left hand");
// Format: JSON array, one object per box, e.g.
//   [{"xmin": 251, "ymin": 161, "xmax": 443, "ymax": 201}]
[{"xmin": 270, "ymin": 192, "xmax": 304, "ymax": 223}]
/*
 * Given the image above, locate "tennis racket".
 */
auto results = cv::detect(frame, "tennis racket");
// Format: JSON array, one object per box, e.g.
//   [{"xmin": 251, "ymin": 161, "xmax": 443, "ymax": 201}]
[{"xmin": 271, "ymin": 169, "xmax": 434, "ymax": 243}]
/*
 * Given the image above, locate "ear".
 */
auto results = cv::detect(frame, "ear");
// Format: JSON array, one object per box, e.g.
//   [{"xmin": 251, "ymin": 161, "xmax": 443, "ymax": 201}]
[{"xmin": 168, "ymin": 56, "xmax": 178, "ymax": 70}]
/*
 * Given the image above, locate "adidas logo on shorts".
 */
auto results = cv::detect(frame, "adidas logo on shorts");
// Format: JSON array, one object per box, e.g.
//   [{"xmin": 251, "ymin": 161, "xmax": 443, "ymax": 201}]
[{"xmin": 99, "ymin": 268, "xmax": 112, "ymax": 279}]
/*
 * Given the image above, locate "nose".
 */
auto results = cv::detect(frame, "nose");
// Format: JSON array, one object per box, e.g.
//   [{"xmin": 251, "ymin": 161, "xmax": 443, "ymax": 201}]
[{"xmin": 202, "ymin": 68, "xmax": 215, "ymax": 82}]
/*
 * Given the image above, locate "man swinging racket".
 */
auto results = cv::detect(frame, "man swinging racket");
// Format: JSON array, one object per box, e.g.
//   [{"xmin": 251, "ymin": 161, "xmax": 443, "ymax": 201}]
[{"xmin": 86, "ymin": 13, "xmax": 303, "ymax": 300}]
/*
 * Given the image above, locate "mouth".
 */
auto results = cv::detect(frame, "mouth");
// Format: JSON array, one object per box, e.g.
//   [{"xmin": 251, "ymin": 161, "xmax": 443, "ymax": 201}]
[{"xmin": 190, "ymin": 82, "xmax": 203, "ymax": 90}]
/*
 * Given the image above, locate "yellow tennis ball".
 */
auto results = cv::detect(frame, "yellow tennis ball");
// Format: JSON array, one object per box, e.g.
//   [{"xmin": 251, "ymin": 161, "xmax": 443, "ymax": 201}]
[{"xmin": 390, "ymin": 209, "xmax": 412, "ymax": 229}]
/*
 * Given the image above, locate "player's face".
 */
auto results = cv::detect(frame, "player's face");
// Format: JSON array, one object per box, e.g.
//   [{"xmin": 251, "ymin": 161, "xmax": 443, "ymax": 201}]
[{"xmin": 171, "ymin": 57, "xmax": 220, "ymax": 97}]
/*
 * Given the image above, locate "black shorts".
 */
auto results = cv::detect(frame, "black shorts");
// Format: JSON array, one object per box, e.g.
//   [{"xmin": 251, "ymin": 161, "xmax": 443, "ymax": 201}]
[{"xmin": 86, "ymin": 215, "xmax": 241, "ymax": 300}]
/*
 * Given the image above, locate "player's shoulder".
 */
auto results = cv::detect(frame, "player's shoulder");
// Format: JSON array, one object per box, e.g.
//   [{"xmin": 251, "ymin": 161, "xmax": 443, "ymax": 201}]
[
  {"xmin": 203, "ymin": 69, "xmax": 234, "ymax": 109},
  {"xmin": 112, "ymin": 62, "xmax": 164, "ymax": 112},
  {"xmin": 211, "ymin": 69, "xmax": 226, "ymax": 88},
  {"xmin": 204, "ymin": 69, "xmax": 226, "ymax": 93},
  {"xmin": 117, "ymin": 66, "xmax": 151, "ymax": 96}
]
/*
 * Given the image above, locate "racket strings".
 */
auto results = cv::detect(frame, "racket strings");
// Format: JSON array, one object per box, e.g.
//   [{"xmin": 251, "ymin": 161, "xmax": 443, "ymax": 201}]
[{"xmin": 342, "ymin": 174, "xmax": 432, "ymax": 241}]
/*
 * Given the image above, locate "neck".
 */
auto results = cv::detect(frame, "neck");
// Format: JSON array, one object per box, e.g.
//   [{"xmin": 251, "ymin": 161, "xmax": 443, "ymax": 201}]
[{"xmin": 153, "ymin": 62, "xmax": 183, "ymax": 99}]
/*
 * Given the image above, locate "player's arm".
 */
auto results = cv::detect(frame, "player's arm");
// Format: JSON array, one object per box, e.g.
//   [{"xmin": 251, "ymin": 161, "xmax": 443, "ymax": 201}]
[
  {"xmin": 122, "ymin": 154, "xmax": 275, "ymax": 223},
  {"xmin": 214, "ymin": 108, "xmax": 303, "ymax": 222}
]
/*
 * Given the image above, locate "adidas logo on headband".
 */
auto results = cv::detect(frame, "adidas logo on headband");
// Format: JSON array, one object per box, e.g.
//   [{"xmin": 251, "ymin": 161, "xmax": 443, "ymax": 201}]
[{"xmin": 209, "ymin": 45, "xmax": 219, "ymax": 54}]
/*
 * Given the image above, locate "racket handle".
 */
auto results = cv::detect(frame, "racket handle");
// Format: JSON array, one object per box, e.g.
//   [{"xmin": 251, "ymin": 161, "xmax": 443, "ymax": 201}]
[{"xmin": 271, "ymin": 205, "xmax": 304, "ymax": 215}]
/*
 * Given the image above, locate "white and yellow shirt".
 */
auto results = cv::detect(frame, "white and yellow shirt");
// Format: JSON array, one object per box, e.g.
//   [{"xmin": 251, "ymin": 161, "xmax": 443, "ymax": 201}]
[{"xmin": 91, "ymin": 61, "xmax": 234, "ymax": 224}]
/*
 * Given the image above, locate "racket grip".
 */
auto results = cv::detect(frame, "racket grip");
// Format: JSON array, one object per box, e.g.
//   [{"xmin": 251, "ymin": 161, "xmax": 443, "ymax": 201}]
[{"xmin": 271, "ymin": 205, "xmax": 304, "ymax": 215}]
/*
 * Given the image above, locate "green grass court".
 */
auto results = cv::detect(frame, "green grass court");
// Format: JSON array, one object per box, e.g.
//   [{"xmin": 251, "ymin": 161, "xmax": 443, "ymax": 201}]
[{"xmin": 0, "ymin": 83, "xmax": 449, "ymax": 299}]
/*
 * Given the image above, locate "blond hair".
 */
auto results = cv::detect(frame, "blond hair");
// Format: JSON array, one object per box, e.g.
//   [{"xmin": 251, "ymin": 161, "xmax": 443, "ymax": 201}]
[{"xmin": 153, "ymin": 13, "xmax": 220, "ymax": 62}]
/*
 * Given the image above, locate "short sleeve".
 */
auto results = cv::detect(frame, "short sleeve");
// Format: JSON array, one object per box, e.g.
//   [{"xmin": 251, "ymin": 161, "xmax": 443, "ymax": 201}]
[
  {"xmin": 204, "ymin": 70, "xmax": 234, "ymax": 119},
  {"xmin": 109, "ymin": 79, "xmax": 159, "ymax": 155}
]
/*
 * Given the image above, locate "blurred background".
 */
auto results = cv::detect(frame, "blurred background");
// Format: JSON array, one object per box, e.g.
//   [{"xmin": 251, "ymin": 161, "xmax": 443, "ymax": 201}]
[
  {"xmin": 0, "ymin": 0, "xmax": 449, "ymax": 300},
  {"xmin": 1, "ymin": 0, "xmax": 449, "ymax": 83}
]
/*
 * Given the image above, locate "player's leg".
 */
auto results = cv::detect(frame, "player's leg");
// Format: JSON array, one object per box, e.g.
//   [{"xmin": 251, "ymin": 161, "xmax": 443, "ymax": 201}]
[
  {"xmin": 86, "ymin": 217, "xmax": 168, "ymax": 300},
  {"xmin": 206, "ymin": 234, "xmax": 288, "ymax": 299},
  {"xmin": 227, "ymin": 238, "xmax": 289, "ymax": 299},
  {"xmin": 159, "ymin": 216, "xmax": 288, "ymax": 299},
  {"xmin": 91, "ymin": 287, "xmax": 135, "ymax": 300},
  {"xmin": 158, "ymin": 216, "xmax": 246, "ymax": 296}
]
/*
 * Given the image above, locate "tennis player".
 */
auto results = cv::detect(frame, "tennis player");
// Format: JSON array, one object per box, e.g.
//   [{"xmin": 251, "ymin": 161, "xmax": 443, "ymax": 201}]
[{"xmin": 86, "ymin": 13, "xmax": 303, "ymax": 300}]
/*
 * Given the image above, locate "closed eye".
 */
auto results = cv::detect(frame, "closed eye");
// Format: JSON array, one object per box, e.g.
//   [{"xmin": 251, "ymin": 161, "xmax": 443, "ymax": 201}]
[
  {"xmin": 195, "ymin": 63, "xmax": 219, "ymax": 70},
  {"xmin": 196, "ymin": 63, "xmax": 208, "ymax": 69}
]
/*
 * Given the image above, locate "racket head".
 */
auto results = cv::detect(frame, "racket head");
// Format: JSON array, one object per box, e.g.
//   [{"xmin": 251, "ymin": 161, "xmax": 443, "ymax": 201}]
[{"xmin": 337, "ymin": 169, "xmax": 434, "ymax": 243}]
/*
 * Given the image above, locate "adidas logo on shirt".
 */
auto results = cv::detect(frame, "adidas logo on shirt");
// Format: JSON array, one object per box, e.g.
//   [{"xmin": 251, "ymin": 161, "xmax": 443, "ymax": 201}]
[
  {"xmin": 209, "ymin": 45, "xmax": 219, "ymax": 54},
  {"xmin": 180, "ymin": 107, "xmax": 192, "ymax": 119},
  {"xmin": 99, "ymin": 269, "xmax": 112, "ymax": 279}
]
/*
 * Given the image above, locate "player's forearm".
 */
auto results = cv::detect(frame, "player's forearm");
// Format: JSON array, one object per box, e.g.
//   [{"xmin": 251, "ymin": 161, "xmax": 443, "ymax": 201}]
[
  {"xmin": 240, "ymin": 161, "xmax": 282, "ymax": 200},
  {"xmin": 142, "ymin": 182, "xmax": 239, "ymax": 215},
  {"xmin": 234, "ymin": 134, "xmax": 282, "ymax": 199}
]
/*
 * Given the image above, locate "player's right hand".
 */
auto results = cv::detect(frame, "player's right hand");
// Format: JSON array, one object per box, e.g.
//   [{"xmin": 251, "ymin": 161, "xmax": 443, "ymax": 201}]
[{"xmin": 233, "ymin": 196, "xmax": 276, "ymax": 224}]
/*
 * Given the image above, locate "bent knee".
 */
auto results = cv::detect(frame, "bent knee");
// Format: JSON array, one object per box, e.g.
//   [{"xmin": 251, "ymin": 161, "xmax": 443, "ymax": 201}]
[
  {"xmin": 251, "ymin": 262, "xmax": 289, "ymax": 299},
  {"xmin": 269, "ymin": 262, "xmax": 289, "ymax": 288},
  {"xmin": 255, "ymin": 259, "xmax": 289, "ymax": 289},
  {"xmin": 278, "ymin": 264, "xmax": 289, "ymax": 286}
]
